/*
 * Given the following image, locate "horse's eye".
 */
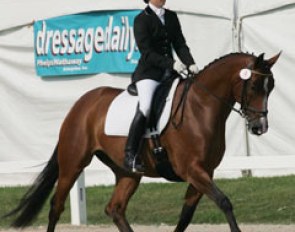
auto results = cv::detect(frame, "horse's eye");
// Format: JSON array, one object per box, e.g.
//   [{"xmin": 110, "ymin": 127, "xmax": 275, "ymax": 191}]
[
  {"xmin": 251, "ymin": 83, "xmax": 259, "ymax": 92},
  {"xmin": 251, "ymin": 80, "xmax": 264, "ymax": 93}
]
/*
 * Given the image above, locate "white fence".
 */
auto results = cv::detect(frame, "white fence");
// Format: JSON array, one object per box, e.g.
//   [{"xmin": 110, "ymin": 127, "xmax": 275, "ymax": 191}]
[{"xmin": 1, "ymin": 155, "xmax": 295, "ymax": 187}]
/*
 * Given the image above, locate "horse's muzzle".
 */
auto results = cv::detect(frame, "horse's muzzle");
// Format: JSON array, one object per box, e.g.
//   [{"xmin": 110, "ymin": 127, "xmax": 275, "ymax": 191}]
[{"xmin": 248, "ymin": 116, "xmax": 268, "ymax": 135}]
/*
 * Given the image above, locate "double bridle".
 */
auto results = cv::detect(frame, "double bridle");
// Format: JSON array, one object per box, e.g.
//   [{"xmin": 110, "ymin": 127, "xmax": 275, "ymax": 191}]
[{"xmin": 172, "ymin": 68, "xmax": 273, "ymax": 128}]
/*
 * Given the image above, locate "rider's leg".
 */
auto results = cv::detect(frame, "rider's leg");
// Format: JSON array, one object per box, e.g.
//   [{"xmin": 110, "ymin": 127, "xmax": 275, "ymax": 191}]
[
  {"xmin": 136, "ymin": 79, "xmax": 160, "ymax": 117},
  {"xmin": 124, "ymin": 79, "xmax": 160, "ymax": 172}
]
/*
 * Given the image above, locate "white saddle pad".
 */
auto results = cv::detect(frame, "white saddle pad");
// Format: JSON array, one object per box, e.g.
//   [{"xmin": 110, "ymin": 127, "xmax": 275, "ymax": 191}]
[{"xmin": 104, "ymin": 78, "xmax": 180, "ymax": 137}]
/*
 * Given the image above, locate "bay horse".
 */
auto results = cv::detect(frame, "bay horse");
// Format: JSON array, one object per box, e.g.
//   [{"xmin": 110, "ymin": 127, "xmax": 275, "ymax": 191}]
[{"xmin": 5, "ymin": 52, "xmax": 280, "ymax": 232}]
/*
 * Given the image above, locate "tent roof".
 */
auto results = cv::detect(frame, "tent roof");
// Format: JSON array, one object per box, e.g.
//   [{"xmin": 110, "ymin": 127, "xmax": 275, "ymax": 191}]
[
  {"xmin": 0, "ymin": 0, "xmax": 145, "ymax": 31},
  {"xmin": 2, "ymin": 0, "xmax": 294, "ymax": 32},
  {"xmin": 238, "ymin": 0, "xmax": 295, "ymax": 17},
  {"xmin": 1, "ymin": 0, "xmax": 294, "ymax": 31},
  {"xmin": 0, "ymin": 0, "xmax": 233, "ymax": 31}
]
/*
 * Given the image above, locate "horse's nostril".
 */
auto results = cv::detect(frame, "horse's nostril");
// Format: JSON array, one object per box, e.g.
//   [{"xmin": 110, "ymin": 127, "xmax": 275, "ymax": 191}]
[
  {"xmin": 252, "ymin": 126, "xmax": 262, "ymax": 135},
  {"xmin": 248, "ymin": 116, "xmax": 268, "ymax": 135},
  {"xmin": 251, "ymin": 125, "xmax": 258, "ymax": 133}
]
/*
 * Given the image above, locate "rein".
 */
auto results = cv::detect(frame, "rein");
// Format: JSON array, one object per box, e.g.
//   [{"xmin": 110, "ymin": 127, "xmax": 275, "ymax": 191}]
[
  {"xmin": 171, "ymin": 72, "xmax": 194, "ymax": 129},
  {"xmin": 194, "ymin": 79, "xmax": 245, "ymax": 116}
]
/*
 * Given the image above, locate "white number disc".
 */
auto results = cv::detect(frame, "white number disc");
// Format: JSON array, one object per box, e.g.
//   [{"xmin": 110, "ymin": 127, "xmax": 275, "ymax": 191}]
[{"xmin": 239, "ymin": 69, "xmax": 252, "ymax": 80}]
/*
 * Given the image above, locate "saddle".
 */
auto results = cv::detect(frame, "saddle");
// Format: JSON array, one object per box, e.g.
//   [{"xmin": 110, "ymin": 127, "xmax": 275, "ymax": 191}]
[
  {"xmin": 127, "ymin": 70, "xmax": 177, "ymax": 132},
  {"xmin": 105, "ymin": 71, "xmax": 184, "ymax": 181}
]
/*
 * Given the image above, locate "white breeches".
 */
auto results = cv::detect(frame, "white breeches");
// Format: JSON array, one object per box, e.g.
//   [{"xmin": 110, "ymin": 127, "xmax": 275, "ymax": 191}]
[{"xmin": 136, "ymin": 79, "xmax": 160, "ymax": 117}]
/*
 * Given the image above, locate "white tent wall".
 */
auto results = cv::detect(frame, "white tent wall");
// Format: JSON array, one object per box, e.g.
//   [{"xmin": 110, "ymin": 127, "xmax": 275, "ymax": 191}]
[
  {"xmin": 0, "ymin": 0, "xmax": 294, "ymax": 187},
  {"xmin": 237, "ymin": 0, "xmax": 295, "ymax": 175}
]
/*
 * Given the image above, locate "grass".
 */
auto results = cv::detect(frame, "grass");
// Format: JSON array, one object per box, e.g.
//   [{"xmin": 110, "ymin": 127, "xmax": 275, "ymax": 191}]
[{"xmin": 0, "ymin": 175, "xmax": 294, "ymax": 228}]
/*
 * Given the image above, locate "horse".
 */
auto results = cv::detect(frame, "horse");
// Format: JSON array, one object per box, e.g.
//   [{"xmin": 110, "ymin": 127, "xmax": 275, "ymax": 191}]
[{"xmin": 4, "ymin": 52, "xmax": 280, "ymax": 232}]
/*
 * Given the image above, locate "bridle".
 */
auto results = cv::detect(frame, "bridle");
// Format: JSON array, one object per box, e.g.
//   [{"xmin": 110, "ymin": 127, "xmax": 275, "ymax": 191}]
[
  {"xmin": 172, "ymin": 68, "xmax": 273, "ymax": 129},
  {"xmin": 239, "ymin": 70, "xmax": 273, "ymax": 119}
]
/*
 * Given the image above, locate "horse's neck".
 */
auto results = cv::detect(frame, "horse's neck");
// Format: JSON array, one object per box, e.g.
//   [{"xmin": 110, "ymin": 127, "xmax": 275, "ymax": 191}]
[
  {"xmin": 198, "ymin": 65, "xmax": 235, "ymax": 101},
  {"xmin": 192, "ymin": 57, "xmax": 247, "ymax": 119}
]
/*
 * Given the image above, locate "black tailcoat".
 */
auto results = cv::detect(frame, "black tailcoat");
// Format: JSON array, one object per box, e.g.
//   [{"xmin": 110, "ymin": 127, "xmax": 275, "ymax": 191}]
[{"xmin": 132, "ymin": 6, "xmax": 195, "ymax": 82}]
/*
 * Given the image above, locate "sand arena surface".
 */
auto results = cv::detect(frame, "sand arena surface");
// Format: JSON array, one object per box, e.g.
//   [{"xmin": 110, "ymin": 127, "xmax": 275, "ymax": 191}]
[{"xmin": 1, "ymin": 224, "xmax": 294, "ymax": 232}]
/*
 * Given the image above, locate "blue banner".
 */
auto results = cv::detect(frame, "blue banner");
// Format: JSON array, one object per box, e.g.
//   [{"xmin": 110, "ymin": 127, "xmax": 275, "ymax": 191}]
[{"xmin": 34, "ymin": 10, "xmax": 140, "ymax": 76}]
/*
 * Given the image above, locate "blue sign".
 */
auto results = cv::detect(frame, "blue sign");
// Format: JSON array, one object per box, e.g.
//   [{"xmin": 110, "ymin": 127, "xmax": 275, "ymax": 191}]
[{"xmin": 34, "ymin": 10, "xmax": 140, "ymax": 76}]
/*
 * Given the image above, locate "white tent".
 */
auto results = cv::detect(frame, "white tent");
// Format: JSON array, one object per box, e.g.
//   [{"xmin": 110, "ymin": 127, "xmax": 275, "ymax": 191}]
[{"xmin": 1, "ymin": 0, "xmax": 295, "ymax": 187}]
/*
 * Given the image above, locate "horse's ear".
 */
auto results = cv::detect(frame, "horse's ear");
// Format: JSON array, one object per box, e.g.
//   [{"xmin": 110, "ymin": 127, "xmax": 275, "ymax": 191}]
[
  {"xmin": 255, "ymin": 53, "xmax": 265, "ymax": 67},
  {"xmin": 267, "ymin": 51, "xmax": 282, "ymax": 68},
  {"xmin": 258, "ymin": 53, "xmax": 265, "ymax": 60}
]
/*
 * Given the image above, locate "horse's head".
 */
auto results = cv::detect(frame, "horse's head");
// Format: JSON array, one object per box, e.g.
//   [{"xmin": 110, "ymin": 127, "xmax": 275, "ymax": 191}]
[{"xmin": 236, "ymin": 52, "xmax": 281, "ymax": 135}]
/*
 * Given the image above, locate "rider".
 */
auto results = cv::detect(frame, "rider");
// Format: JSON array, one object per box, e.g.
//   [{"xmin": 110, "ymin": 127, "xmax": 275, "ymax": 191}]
[{"xmin": 124, "ymin": 0, "xmax": 199, "ymax": 172}]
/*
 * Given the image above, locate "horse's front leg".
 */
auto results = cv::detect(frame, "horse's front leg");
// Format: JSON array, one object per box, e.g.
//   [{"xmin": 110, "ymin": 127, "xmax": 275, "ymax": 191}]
[
  {"xmin": 105, "ymin": 171, "xmax": 141, "ymax": 232},
  {"xmin": 187, "ymin": 164, "xmax": 241, "ymax": 232},
  {"xmin": 174, "ymin": 184, "xmax": 203, "ymax": 232}
]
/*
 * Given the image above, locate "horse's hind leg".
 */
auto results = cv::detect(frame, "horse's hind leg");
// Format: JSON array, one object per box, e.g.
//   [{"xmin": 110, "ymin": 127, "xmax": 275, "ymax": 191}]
[
  {"xmin": 105, "ymin": 171, "xmax": 141, "ymax": 232},
  {"xmin": 174, "ymin": 184, "xmax": 203, "ymax": 232},
  {"xmin": 188, "ymin": 165, "xmax": 241, "ymax": 232},
  {"xmin": 47, "ymin": 144, "xmax": 92, "ymax": 232}
]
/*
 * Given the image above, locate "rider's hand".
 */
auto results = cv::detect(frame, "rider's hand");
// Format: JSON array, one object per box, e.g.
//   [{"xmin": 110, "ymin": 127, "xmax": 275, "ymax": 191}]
[
  {"xmin": 173, "ymin": 60, "xmax": 186, "ymax": 73},
  {"xmin": 188, "ymin": 64, "xmax": 199, "ymax": 74}
]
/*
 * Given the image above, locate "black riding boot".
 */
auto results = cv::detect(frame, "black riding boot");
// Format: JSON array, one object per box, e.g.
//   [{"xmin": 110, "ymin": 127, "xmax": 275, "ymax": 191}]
[{"xmin": 124, "ymin": 109, "xmax": 146, "ymax": 173}]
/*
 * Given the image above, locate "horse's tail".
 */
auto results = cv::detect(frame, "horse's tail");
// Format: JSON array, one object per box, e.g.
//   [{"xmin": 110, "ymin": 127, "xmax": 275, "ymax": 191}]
[{"xmin": 3, "ymin": 144, "xmax": 59, "ymax": 228}]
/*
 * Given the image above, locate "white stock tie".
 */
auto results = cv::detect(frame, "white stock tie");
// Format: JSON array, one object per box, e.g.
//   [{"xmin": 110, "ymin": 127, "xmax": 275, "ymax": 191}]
[{"xmin": 158, "ymin": 8, "xmax": 165, "ymax": 25}]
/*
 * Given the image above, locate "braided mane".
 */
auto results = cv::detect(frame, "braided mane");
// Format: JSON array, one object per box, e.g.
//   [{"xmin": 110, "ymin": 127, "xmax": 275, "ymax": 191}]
[{"xmin": 198, "ymin": 52, "xmax": 256, "ymax": 74}]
